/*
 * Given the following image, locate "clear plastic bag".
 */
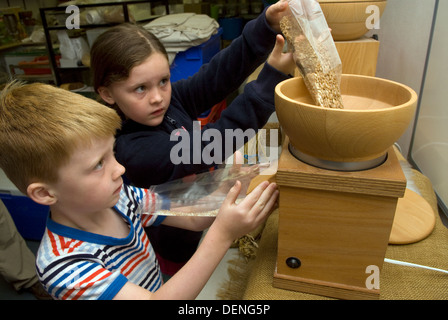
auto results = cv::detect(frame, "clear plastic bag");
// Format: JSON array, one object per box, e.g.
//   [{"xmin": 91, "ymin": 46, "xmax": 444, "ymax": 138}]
[
  {"xmin": 280, "ymin": 0, "xmax": 343, "ymax": 108},
  {"xmin": 140, "ymin": 164, "xmax": 263, "ymax": 217}
]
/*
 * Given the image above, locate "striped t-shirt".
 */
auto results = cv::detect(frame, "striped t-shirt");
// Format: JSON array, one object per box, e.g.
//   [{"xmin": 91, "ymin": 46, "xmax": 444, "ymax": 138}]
[{"xmin": 36, "ymin": 185, "xmax": 167, "ymax": 300}]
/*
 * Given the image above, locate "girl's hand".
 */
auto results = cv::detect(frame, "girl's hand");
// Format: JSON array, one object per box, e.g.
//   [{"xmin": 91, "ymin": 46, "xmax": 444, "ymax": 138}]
[
  {"xmin": 267, "ymin": 34, "xmax": 295, "ymax": 76},
  {"xmin": 266, "ymin": 0, "xmax": 289, "ymax": 33}
]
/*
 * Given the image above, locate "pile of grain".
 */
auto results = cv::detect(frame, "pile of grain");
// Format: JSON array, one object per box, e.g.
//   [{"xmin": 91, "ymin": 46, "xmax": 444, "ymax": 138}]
[{"xmin": 280, "ymin": 15, "xmax": 344, "ymax": 109}]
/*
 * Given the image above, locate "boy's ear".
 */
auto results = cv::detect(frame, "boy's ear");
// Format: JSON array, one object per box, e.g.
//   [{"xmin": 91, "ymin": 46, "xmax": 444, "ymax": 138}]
[
  {"xmin": 27, "ymin": 183, "xmax": 57, "ymax": 206},
  {"xmin": 97, "ymin": 86, "xmax": 115, "ymax": 105}
]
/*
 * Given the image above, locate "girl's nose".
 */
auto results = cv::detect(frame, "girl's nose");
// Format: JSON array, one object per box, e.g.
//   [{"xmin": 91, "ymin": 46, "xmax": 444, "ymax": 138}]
[{"xmin": 149, "ymin": 88, "xmax": 163, "ymax": 105}]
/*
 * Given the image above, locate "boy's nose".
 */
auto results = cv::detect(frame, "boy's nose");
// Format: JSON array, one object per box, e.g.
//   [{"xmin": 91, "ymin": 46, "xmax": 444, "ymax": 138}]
[{"xmin": 113, "ymin": 159, "xmax": 126, "ymax": 178}]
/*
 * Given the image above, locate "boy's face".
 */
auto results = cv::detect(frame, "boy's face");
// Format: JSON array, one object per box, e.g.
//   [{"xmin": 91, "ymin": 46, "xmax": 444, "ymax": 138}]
[
  {"xmin": 49, "ymin": 136, "xmax": 125, "ymax": 217},
  {"xmin": 103, "ymin": 52, "xmax": 172, "ymax": 127}
]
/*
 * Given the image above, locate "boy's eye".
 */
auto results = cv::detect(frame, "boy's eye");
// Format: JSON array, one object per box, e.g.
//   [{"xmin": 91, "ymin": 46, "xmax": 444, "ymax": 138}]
[{"xmin": 94, "ymin": 160, "xmax": 104, "ymax": 170}]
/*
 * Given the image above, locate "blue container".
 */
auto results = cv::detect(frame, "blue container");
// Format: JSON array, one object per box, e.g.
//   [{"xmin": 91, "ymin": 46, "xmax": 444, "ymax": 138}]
[
  {"xmin": 170, "ymin": 28, "xmax": 222, "ymax": 83},
  {"xmin": 1, "ymin": 193, "xmax": 49, "ymax": 241}
]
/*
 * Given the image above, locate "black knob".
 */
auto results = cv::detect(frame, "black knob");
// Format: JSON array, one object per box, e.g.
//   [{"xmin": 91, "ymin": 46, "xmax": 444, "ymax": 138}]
[{"xmin": 286, "ymin": 257, "xmax": 301, "ymax": 269}]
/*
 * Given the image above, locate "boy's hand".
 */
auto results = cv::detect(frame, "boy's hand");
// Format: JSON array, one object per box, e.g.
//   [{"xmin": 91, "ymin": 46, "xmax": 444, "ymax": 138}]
[
  {"xmin": 267, "ymin": 34, "xmax": 295, "ymax": 76},
  {"xmin": 214, "ymin": 180, "xmax": 278, "ymax": 242},
  {"xmin": 266, "ymin": 0, "xmax": 289, "ymax": 33}
]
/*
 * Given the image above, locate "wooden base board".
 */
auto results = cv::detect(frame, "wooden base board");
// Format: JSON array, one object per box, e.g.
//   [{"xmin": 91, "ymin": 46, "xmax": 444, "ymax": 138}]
[
  {"xmin": 273, "ymin": 268, "xmax": 379, "ymax": 300},
  {"xmin": 389, "ymin": 188, "xmax": 436, "ymax": 244}
]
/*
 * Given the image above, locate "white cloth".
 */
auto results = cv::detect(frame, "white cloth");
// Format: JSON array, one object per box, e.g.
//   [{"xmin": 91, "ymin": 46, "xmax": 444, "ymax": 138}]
[{"xmin": 143, "ymin": 13, "xmax": 219, "ymax": 59}]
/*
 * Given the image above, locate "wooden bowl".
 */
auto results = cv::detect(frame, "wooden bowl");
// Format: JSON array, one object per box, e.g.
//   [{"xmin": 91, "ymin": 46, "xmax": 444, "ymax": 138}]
[
  {"xmin": 318, "ymin": 0, "xmax": 387, "ymax": 41},
  {"xmin": 275, "ymin": 75, "xmax": 417, "ymax": 167}
]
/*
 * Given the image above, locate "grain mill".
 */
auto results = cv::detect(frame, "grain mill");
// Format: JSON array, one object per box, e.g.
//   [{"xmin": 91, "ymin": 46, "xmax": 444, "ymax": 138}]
[{"xmin": 272, "ymin": 74, "xmax": 417, "ymax": 299}]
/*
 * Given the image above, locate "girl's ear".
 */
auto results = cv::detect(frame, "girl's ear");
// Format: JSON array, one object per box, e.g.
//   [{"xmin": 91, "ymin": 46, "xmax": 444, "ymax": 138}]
[
  {"xmin": 27, "ymin": 183, "xmax": 57, "ymax": 206},
  {"xmin": 97, "ymin": 86, "xmax": 116, "ymax": 105}
]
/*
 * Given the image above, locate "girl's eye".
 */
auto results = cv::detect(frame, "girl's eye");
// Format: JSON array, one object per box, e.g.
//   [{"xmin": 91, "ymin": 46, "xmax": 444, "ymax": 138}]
[
  {"xmin": 160, "ymin": 77, "xmax": 169, "ymax": 87},
  {"xmin": 135, "ymin": 86, "xmax": 145, "ymax": 93}
]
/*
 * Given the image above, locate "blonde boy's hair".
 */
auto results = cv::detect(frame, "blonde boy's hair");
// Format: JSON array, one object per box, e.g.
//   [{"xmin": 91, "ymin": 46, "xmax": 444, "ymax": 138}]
[{"xmin": 0, "ymin": 81, "xmax": 121, "ymax": 194}]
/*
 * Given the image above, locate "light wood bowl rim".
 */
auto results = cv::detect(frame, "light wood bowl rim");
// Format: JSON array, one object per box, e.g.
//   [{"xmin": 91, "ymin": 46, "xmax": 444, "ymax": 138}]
[{"xmin": 275, "ymin": 74, "xmax": 418, "ymax": 113}]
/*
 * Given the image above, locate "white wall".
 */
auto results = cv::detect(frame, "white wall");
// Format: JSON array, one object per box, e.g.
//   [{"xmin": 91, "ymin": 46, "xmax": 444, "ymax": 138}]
[
  {"xmin": 366, "ymin": 0, "xmax": 437, "ymax": 157},
  {"xmin": 410, "ymin": 0, "xmax": 448, "ymax": 212},
  {"xmin": 368, "ymin": 0, "xmax": 448, "ymax": 212}
]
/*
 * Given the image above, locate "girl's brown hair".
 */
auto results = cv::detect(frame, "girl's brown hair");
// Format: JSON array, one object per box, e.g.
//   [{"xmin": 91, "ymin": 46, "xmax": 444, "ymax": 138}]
[{"xmin": 90, "ymin": 23, "xmax": 168, "ymax": 93}]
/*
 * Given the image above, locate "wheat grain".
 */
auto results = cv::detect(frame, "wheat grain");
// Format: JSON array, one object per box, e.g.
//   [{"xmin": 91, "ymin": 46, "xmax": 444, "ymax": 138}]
[{"xmin": 280, "ymin": 15, "xmax": 344, "ymax": 109}]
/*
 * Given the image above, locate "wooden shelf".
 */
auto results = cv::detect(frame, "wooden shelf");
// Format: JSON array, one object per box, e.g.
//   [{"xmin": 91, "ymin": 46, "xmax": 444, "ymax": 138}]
[{"xmin": 40, "ymin": 0, "xmax": 169, "ymax": 86}]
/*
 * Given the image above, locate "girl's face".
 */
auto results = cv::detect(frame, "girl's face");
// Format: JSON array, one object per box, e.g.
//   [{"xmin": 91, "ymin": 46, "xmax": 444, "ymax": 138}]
[{"xmin": 100, "ymin": 53, "xmax": 172, "ymax": 127}]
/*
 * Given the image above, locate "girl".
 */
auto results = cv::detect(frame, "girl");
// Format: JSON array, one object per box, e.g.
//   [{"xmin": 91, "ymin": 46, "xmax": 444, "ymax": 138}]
[{"xmin": 90, "ymin": 1, "xmax": 294, "ymax": 278}]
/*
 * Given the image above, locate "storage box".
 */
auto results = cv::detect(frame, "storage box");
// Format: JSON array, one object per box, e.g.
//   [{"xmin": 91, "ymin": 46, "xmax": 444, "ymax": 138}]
[
  {"xmin": 170, "ymin": 28, "xmax": 222, "ymax": 82},
  {"xmin": 18, "ymin": 56, "xmax": 52, "ymax": 75},
  {"xmin": 0, "ymin": 169, "xmax": 48, "ymax": 241},
  {"xmin": 197, "ymin": 100, "xmax": 226, "ymax": 128},
  {"xmin": 3, "ymin": 45, "xmax": 49, "ymax": 77}
]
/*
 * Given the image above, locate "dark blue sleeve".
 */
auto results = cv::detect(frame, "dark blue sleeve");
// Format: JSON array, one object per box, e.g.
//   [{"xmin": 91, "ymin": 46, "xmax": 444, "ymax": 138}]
[
  {"xmin": 117, "ymin": 65, "xmax": 289, "ymax": 187},
  {"xmin": 115, "ymin": 8, "xmax": 290, "ymax": 187},
  {"xmin": 172, "ymin": 6, "xmax": 280, "ymax": 119}
]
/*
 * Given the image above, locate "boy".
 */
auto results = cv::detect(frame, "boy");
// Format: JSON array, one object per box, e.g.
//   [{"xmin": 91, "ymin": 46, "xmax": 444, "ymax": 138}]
[{"xmin": 0, "ymin": 81, "xmax": 278, "ymax": 300}]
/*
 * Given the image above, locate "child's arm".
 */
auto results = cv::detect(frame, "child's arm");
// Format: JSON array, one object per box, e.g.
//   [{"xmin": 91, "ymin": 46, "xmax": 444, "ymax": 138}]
[
  {"xmin": 141, "ymin": 161, "xmax": 261, "ymax": 232},
  {"xmin": 171, "ymin": 3, "xmax": 287, "ymax": 118},
  {"xmin": 113, "ymin": 180, "xmax": 278, "ymax": 300}
]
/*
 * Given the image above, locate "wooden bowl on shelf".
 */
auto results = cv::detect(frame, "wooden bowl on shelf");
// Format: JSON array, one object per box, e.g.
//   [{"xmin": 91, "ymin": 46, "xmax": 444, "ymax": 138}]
[
  {"xmin": 275, "ymin": 75, "xmax": 417, "ymax": 169},
  {"xmin": 318, "ymin": 0, "xmax": 387, "ymax": 41}
]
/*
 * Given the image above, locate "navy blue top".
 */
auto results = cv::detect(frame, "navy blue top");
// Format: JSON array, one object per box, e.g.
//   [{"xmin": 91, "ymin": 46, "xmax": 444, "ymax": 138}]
[{"xmin": 115, "ymin": 9, "xmax": 290, "ymax": 188}]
